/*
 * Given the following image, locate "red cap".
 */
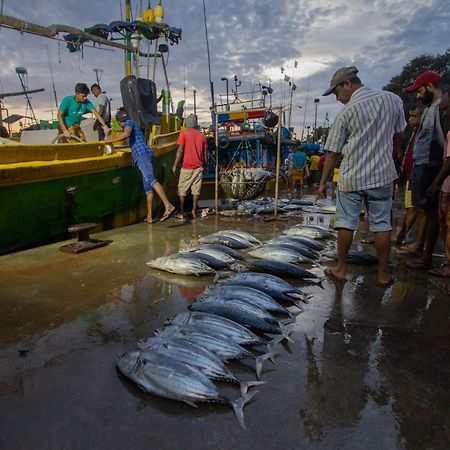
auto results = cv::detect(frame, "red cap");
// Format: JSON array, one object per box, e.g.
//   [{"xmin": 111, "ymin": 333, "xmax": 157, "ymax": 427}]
[{"xmin": 405, "ymin": 71, "xmax": 441, "ymax": 93}]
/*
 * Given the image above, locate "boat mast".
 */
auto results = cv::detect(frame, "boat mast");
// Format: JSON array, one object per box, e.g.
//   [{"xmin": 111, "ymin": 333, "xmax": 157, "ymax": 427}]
[{"xmin": 125, "ymin": 0, "xmax": 133, "ymax": 76}]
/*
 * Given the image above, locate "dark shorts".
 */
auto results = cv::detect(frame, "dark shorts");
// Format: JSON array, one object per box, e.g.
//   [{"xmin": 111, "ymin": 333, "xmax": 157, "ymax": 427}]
[
  {"xmin": 135, "ymin": 154, "xmax": 157, "ymax": 194},
  {"xmin": 411, "ymin": 164, "xmax": 441, "ymax": 212}
]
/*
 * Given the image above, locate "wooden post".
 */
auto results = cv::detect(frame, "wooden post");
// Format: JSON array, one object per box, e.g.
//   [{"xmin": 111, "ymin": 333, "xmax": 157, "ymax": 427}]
[
  {"xmin": 274, "ymin": 106, "xmax": 283, "ymax": 218},
  {"xmin": 214, "ymin": 106, "xmax": 219, "ymax": 214}
]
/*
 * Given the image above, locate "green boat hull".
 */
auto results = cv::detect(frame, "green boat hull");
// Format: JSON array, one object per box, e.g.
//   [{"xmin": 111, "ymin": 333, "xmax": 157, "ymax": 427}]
[{"xmin": 0, "ymin": 150, "xmax": 177, "ymax": 255}]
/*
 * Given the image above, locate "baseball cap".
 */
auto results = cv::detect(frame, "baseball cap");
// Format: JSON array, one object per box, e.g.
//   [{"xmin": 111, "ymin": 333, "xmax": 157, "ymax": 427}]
[
  {"xmin": 322, "ymin": 66, "xmax": 359, "ymax": 96},
  {"xmin": 115, "ymin": 108, "xmax": 129, "ymax": 122},
  {"xmin": 405, "ymin": 71, "xmax": 441, "ymax": 93}
]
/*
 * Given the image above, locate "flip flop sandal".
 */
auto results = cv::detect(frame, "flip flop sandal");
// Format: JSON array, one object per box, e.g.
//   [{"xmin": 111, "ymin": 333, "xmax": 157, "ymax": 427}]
[
  {"xmin": 324, "ymin": 267, "xmax": 347, "ymax": 282},
  {"xmin": 160, "ymin": 206, "xmax": 176, "ymax": 222}
]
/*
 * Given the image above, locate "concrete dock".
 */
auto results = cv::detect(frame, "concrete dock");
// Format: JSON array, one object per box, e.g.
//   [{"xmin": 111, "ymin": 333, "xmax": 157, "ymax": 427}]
[{"xmin": 1, "ymin": 203, "xmax": 449, "ymax": 449}]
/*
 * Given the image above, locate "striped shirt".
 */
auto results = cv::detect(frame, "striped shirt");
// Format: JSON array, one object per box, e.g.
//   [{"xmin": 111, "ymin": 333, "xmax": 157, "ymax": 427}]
[{"xmin": 324, "ymin": 86, "xmax": 406, "ymax": 192}]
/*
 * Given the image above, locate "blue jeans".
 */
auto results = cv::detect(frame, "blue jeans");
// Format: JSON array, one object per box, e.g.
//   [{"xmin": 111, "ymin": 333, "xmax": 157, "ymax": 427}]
[
  {"xmin": 335, "ymin": 184, "xmax": 393, "ymax": 232},
  {"xmin": 135, "ymin": 154, "xmax": 157, "ymax": 194}
]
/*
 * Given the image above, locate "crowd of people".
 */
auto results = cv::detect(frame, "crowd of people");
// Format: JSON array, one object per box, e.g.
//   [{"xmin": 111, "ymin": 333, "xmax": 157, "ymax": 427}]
[{"xmin": 316, "ymin": 66, "xmax": 450, "ymax": 291}]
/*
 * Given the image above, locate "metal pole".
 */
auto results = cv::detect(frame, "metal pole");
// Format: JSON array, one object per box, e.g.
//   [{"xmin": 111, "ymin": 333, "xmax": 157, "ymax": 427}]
[
  {"xmin": 314, "ymin": 98, "xmax": 320, "ymax": 142},
  {"xmin": 274, "ymin": 107, "xmax": 283, "ymax": 219},
  {"xmin": 214, "ymin": 106, "xmax": 219, "ymax": 214},
  {"xmin": 193, "ymin": 89, "xmax": 197, "ymax": 116},
  {"xmin": 125, "ymin": 0, "xmax": 132, "ymax": 76},
  {"xmin": 202, "ymin": 0, "xmax": 215, "ymax": 108}
]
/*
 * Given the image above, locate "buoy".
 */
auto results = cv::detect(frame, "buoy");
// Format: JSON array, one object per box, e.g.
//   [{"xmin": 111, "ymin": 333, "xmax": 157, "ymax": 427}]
[
  {"xmin": 154, "ymin": 4, "xmax": 164, "ymax": 23},
  {"xmin": 144, "ymin": 8, "xmax": 154, "ymax": 23}
]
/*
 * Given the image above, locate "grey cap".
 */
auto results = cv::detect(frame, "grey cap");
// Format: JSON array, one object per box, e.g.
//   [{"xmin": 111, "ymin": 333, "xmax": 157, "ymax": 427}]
[
  {"xmin": 322, "ymin": 66, "xmax": 359, "ymax": 96},
  {"xmin": 186, "ymin": 114, "xmax": 198, "ymax": 128}
]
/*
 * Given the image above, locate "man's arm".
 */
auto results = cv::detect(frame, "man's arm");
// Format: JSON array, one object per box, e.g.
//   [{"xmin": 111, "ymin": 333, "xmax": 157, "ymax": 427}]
[
  {"xmin": 317, "ymin": 151, "xmax": 340, "ymax": 198},
  {"xmin": 91, "ymin": 109, "xmax": 109, "ymax": 131},
  {"xmin": 57, "ymin": 109, "xmax": 70, "ymax": 137},
  {"xmin": 427, "ymin": 158, "xmax": 450, "ymax": 198},
  {"xmin": 172, "ymin": 144, "xmax": 184, "ymax": 174},
  {"xmin": 393, "ymin": 131, "xmax": 404, "ymax": 161},
  {"xmin": 105, "ymin": 126, "xmax": 131, "ymax": 144}
]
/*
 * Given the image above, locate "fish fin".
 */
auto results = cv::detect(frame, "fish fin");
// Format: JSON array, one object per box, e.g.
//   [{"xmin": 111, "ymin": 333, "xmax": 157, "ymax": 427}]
[
  {"xmin": 278, "ymin": 317, "xmax": 296, "ymax": 326},
  {"xmin": 240, "ymin": 380, "xmax": 267, "ymax": 396},
  {"xmin": 230, "ymin": 390, "xmax": 259, "ymax": 430},
  {"xmin": 278, "ymin": 323, "xmax": 295, "ymax": 343},
  {"xmin": 183, "ymin": 399, "xmax": 199, "ymax": 408},
  {"xmin": 255, "ymin": 351, "xmax": 278, "ymax": 379}
]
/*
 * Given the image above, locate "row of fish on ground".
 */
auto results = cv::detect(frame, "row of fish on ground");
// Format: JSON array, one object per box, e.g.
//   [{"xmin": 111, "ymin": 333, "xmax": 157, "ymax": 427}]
[
  {"xmin": 117, "ymin": 227, "xmax": 333, "ymax": 427},
  {"xmin": 117, "ymin": 270, "xmax": 311, "ymax": 429},
  {"xmin": 219, "ymin": 196, "xmax": 336, "ymax": 217},
  {"xmin": 146, "ymin": 226, "xmax": 334, "ymax": 279}
]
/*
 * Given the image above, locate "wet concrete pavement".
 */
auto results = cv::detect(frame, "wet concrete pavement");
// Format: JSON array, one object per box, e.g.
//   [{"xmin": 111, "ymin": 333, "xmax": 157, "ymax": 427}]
[{"xmin": 1, "ymin": 196, "xmax": 449, "ymax": 449}]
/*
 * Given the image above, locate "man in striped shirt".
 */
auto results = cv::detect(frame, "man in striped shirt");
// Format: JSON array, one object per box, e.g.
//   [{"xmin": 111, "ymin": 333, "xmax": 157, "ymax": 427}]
[{"xmin": 318, "ymin": 66, "xmax": 406, "ymax": 286}]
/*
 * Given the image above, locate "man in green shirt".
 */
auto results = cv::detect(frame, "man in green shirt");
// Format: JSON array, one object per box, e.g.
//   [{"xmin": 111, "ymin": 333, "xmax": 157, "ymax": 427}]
[{"xmin": 58, "ymin": 83, "xmax": 110, "ymax": 142}]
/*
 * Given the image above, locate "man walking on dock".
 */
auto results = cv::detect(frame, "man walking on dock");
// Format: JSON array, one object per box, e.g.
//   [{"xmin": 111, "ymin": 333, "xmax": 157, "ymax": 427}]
[
  {"xmin": 318, "ymin": 66, "xmax": 406, "ymax": 286},
  {"xmin": 172, "ymin": 114, "xmax": 207, "ymax": 219}
]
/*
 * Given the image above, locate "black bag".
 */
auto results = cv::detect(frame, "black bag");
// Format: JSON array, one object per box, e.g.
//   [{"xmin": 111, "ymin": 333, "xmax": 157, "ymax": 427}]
[{"xmin": 120, "ymin": 76, "xmax": 159, "ymax": 129}]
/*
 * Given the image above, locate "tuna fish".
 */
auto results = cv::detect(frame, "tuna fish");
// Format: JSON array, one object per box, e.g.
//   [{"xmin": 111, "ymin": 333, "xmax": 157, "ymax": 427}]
[
  {"xmin": 281, "ymin": 235, "xmax": 326, "ymax": 251},
  {"xmin": 247, "ymin": 259, "xmax": 318, "ymax": 279},
  {"xmin": 138, "ymin": 336, "xmax": 239, "ymax": 382},
  {"xmin": 192, "ymin": 247, "xmax": 236, "ymax": 264},
  {"xmin": 202, "ymin": 285, "xmax": 295, "ymax": 318},
  {"xmin": 221, "ymin": 272, "xmax": 308, "ymax": 306},
  {"xmin": 247, "ymin": 246, "xmax": 311, "ymax": 264},
  {"xmin": 179, "ymin": 251, "xmax": 231, "ymax": 270},
  {"xmin": 147, "ymin": 256, "xmax": 215, "ymax": 276},
  {"xmin": 167, "ymin": 311, "xmax": 263, "ymax": 345},
  {"xmin": 266, "ymin": 237, "xmax": 319, "ymax": 260},
  {"xmin": 154, "ymin": 324, "xmax": 255, "ymax": 360},
  {"xmin": 221, "ymin": 230, "xmax": 262, "ymax": 245},
  {"xmin": 199, "ymin": 233, "xmax": 251, "ymax": 249},
  {"xmin": 188, "ymin": 302, "xmax": 289, "ymax": 336},
  {"xmin": 116, "ymin": 350, "xmax": 258, "ymax": 429},
  {"xmin": 284, "ymin": 225, "xmax": 330, "ymax": 239},
  {"xmin": 200, "ymin": 243, "xmax": 245, "ymax": 260}
]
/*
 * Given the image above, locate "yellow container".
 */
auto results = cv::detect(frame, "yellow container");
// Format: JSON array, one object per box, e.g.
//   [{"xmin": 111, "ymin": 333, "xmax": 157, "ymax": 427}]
[
  {"xmin": 144, "ymin": 8, "xmax": 154, "ymax": 22},
  {"xmin": 154, "ymin": 4, "xmax": 164, "ymax": 22}
]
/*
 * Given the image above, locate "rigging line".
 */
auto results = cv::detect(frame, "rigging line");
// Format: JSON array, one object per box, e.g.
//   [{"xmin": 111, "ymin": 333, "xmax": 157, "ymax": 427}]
[
  {"xmin": 46, "ymin": 43, "xmax": 58, "ymax": 115},
  {"xmin": 202, "ymin": 0, "xmax": 214, "ymax": 110}
]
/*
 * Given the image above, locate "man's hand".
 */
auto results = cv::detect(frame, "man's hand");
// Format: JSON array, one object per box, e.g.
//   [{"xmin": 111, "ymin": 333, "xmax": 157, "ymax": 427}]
[
  {"xmin": 317, "ymin": 183, "xmax": 327, "ymax": 199},
  {"xmin": 102, "ymin": 126, "xmax": 111, "ymax": 136},
  {"xmin": 426, "ymin": 182, "xmax": 439, "ymax": 200},
  {"xmin": 62, "ymin": 129, "xmax": 71, "ymax": 138},
  {"xmin": 172, "ymin": 165, "xmax": 177, "ymax": 175}
]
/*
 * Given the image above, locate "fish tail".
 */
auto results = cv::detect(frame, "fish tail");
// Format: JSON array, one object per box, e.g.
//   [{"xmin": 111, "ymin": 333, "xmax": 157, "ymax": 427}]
[
  {"xmin": 239, "ymin": 380, "xmax": 267, "ymax": 396},
  {"xmin": 278, "ymin": 323, "xmax": 295, "ymax": 343},
  {"xmin": 255, "ymin": 351, "xmax": 278, "ymax": 379},
  {"xmin": 230, "ymin": 390, "xmax": 259, "ymax": 430}
]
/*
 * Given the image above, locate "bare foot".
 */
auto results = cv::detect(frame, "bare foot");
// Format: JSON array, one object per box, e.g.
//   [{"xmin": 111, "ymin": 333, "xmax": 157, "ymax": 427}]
[
  {"xmin": 406, "ymin": 257, "xmax": 432, "ymax": 270},
  {"xmin": 144, "ymin": 217, "xmax": 158, "ymax": 224},
  {"xmin": 376, "ymin": 273, "xmax": 395, "ymax": 287},
  {"xmin": 174, "ymin": 212, "xmax": 185, "ymax": 220}
]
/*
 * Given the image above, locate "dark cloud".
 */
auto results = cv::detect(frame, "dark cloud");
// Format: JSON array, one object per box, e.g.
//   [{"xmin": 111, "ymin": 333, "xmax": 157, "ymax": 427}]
[{"xmin": 0, "ymin": 0, "xmax": 448, "ymax": 133}]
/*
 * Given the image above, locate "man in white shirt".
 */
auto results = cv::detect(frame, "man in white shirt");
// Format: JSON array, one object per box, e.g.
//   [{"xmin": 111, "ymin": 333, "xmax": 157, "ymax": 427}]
[
  {"xmin": 318, "ymin": 66, "xmax": 406, "ymax": 287},
  {"xmin": 91, "ymin": 84, "xmax": 111, "ymax": 140}
]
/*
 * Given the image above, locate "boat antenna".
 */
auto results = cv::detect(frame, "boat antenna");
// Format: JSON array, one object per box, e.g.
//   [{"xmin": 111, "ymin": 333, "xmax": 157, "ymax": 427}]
[
  {"xmin": 46, "ymin": 43, "xmax": 59, "ymax": 118},
  {"xmin": 202, "ymin": 0, "xmax": 215, "ymax": 113}
]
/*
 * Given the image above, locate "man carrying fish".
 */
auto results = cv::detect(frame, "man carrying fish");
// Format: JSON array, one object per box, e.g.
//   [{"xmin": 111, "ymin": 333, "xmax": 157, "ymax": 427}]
[{"xmin": 318, "ymin": 66, "xmax": 406, "ymax": 286}]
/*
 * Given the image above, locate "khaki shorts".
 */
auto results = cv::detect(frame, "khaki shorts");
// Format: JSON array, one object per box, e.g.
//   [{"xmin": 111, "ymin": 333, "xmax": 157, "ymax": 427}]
[{"xmin": 178, "ymin": 167, "xmax": 203, "ymax": 196}]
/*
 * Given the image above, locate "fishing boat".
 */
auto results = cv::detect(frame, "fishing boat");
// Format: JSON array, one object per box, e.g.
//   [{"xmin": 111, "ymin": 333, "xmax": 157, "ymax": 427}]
[
  {"xmin": 202, "ymin": 82, "xmax": 297, "ymax": 201},
  {"xmin": 0, "ymin": 2, "xmax": 183, "ymax": 255}
]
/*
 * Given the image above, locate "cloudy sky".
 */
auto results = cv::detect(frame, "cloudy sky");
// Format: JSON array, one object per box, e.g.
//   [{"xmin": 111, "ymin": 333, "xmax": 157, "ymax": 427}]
[{"xmin": 0, "ymin": 0, "xmax": 449, "ymax": 134}]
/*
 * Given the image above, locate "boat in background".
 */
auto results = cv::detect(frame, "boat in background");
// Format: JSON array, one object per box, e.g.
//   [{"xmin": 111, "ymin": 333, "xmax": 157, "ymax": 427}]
[{"xmin": 0, "ymin": 1, "xmax": 183, "ymax": 255}]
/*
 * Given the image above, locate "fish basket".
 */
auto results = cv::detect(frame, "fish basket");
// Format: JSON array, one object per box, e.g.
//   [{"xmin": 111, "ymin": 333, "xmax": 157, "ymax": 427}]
[{"xmin": 220, "ymin": 167, "xmax": 271, "ymax": 200}]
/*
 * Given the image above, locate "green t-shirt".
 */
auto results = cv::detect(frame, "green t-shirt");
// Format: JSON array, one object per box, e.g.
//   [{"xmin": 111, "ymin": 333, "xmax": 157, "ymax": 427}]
[{"xmin": 59, "ymin": 95, "xmax": 94, "ymax": 126}]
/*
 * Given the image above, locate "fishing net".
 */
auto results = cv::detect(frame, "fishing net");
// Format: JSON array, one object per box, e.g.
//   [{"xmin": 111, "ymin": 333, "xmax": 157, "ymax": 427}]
[{"xmin": 220, "ymin": 167, "xmax": 272, "ymax": 200}]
